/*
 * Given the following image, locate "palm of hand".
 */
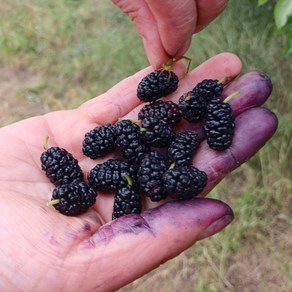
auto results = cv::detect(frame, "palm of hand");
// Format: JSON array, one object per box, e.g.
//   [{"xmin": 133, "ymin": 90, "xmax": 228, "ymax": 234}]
[{"xmin": 0, "ymin": 54, "xmax": 277, "ymax": 291}]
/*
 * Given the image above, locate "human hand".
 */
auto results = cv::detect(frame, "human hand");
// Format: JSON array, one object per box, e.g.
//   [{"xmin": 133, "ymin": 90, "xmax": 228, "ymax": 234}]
[
  {"xmin": 113, "ymin": 0, "xmax": 228, "ymax": 67},
  {"xmin": 0, "ymin": 53, "xmax": 277, "ymax": 291}
]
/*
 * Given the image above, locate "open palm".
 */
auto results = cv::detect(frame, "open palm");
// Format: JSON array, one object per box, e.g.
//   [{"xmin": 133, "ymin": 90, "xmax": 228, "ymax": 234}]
[{"xmin": 0, "ymin": 53, "xmax": 277, "ymax": 291}]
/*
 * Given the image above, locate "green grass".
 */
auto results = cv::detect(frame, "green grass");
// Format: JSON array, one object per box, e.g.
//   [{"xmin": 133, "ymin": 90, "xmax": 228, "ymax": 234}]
[{"xmin": 1, "ymin": 0, "xmax": 291, "ymax": 291}]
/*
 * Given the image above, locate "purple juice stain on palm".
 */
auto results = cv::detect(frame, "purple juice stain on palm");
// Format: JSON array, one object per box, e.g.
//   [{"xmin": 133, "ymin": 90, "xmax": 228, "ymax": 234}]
[{"xmin": 83, "ymin": 223, "xmax": 91, "ymax": 233}]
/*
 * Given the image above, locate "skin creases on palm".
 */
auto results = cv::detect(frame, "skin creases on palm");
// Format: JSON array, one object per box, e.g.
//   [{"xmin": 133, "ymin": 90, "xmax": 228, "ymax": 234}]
[{"xmin": 0, "ymin": 53, "xmax": 278, "ymax": 291}]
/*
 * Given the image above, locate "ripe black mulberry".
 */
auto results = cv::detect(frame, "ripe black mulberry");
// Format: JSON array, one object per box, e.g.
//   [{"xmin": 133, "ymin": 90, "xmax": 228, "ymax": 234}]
[
  {"xmin": 137, "ymin": 70, "xmax": 179, "ymax": 102},
  {"xmin": 167, "ymin": 131, "xmax": 200, "ymax": 166},
  {"xmin": 82, "ymin": 124, "xmax": 116, "ymax": 159},
  {"xmin": 48, "ymin": 181, "xmax": 97, "ymax": 216},
  {"xmin": 163, "ymin": 166, "xmax": 207, "ymax": 200},
  {"xmin": 88, "ymin": 159, "xmax": 138, "ymax": 193},
  {"xmin": 40, "ymin": 147, "xmax": 84, "ymax": 186},
  {"xmin": 138, "ymin": 100, "xmax": 181, "ymax": 125},
  {"xmin": 112, "ymin": 185, "xmax": 142, "ymax": 219},
  {"xmin": 138, "ymin": 151, "xmax": 168, "ymax": 202},
  {"xmin": 203, "ymin": 97, "xmax": 235, "ymax": 150},
  {"xmin": 178, "ymin": 91, "xmax": 207, "ymax": 122},
  {"xmin": 115, "ymin": 119, "xmax": 150, "ymax": 164},
  {"xmin": 193, "ymin": 79, "xmax": 224, "ymax": 102},
  {"xmin": 141, "ymin": 117, "xmax": 175, "ymax": 148}
]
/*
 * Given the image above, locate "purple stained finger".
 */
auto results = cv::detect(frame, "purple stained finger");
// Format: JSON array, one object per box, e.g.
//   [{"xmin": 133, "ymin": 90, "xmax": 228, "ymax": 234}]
[
  {"xmin": 80, "ymin": 198, "xmax": 234, "ymax": 249},
  {"xmin": 222, "ymin": 71, "xmax": 273, "ymax": 116},
  {"xmin": 193, "ymin": 107, "xmax": 278, "ymax": 194}
]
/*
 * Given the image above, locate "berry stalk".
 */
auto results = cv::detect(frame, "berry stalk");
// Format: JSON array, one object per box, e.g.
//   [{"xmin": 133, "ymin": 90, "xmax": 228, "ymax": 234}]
[
  {"xmin": 224, "ymin": 90, "xmax": 240, "ymax": 103},
  {"xmin": 47, "ymin": 199, "xmax": 60, "ymax": 206}
]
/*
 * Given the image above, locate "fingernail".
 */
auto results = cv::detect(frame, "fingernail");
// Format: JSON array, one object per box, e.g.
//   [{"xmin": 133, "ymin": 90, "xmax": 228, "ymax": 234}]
[{"xmin": 198, "ymin": 213, "xmax": 234, "ymax": 240}]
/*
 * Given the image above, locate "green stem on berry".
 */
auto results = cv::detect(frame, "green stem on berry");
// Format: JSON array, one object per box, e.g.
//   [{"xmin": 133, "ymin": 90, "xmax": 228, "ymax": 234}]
[
  {"xmin": 118, "ymin": 118, "xmax": 141, "ymax": 125},
  {"xmin": 161, "ymin": 55, "xmax": 192, "ymax": 80},
  {"xmin": 43, "ymin": 135, "xmax": 49, "ymax": 151},
  {"xmin": 161, "ymin": 58, "xmax": 175, "ymax": 71},
  {"xmin": 47, "ymin": 199, "xmax": 60, "ymax": 207},
  {"xmin": 176, "ymin": 56, "xmax": 192, "ymax": 80},
  {"xmin": 140, "ymin": 127, "xmax": 148, "ymax": 132},
  {"xmin": 182, "ymin": 93, "xmax": 190, "ymax": 101},
  {"xmin": 123, "ymin": 173, "xmax": 133, "ymax": 186},
  {"xmin": 130, "ymin": 119, "xmax": 142, "ymax": 125},
  {"xmin": 224, "ymin": 90, "xmax": 240, "ymax": 103},
  {"xmin": 217, "ymin": 76, "xmax": 227, "ymax": 85},
  {"xmin": 169, "ymin": 162, "xmax": 176, "ymax": 170}
]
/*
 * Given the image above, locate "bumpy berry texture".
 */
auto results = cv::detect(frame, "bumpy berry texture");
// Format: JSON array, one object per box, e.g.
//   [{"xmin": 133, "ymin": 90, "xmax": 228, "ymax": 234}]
[
  {"xmin": 40, "ymin": 147, "xmax": 84, "ymax": 186},
  {"xmin": 137, "ymin": 70, "xmax": 179, "ymax": 102},
  {"xmin": 112, "ymin": 185, "xmax": 142, "ymax": 219},
  {"xmin": 193, "ymin": 79, "xmax": 224, "ymax": 102},
  {"xmin": 82, "ymin": 124, "xmax": 116, "ymax": 159},
  {"xmin": 115, "ymin": 119, "xmax": 150, "ymax": 164},
  {"xmin": 49, "ymin": 181, "xmax": 97, "ymax": 216},
  {"xmin": 167, "ymin": 131, "xmax": 200, "ymax": 166},
  {"xmin": 88, "ymin": 159, "xmax": 138, "ymax": 193},
  {"xmin": 163, "ymin": 166, "xmax": 208, "ymax": 200},
  {"xmin": 138, "ymin": 100, "xmax": 181, "ymax": 125},
  {"xmin": 141, "ymin": 117, "xmax": 175, "ymax": 148},
  {"xmin": 178, "ymin": 91, "xmax": 207, "ymax": 122},
  {"xmin": 203, "ymin": 97, "xmax": 235, "ymax": 150},
  {"xmin": 138, "ymin": 151, "xmax": 168, "ymax": 202}
]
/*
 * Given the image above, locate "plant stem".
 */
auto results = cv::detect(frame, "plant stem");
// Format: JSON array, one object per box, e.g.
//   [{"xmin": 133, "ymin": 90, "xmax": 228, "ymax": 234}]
[
  {"xmin": 224, "ymin": 90, "xmax": 240, "ymax": 103},
  {"xmin": 47, "ymin": 199, "xmax": 60, "ymax": 206}
]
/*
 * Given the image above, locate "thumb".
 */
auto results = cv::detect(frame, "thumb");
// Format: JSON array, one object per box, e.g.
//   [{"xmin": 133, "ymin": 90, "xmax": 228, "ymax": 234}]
[{"xmin": 73, "ymin": 198, "xmax": 234, "ymax": 291}]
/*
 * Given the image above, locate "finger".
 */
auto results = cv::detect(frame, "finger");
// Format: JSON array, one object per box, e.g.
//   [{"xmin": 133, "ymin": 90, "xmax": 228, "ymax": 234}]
[
  {"xmin": 145, "ymin": 108, "xmax": 277, "ymax": 210},
  {"xmin": 178, "ymin": 71, "xmax": 274, "ymax": 138},
  {"xmin": 195, "ymin": 0, "xmax": 229, "ymax": 33},
  {"xmin": 112, "ymin": 0, "xmax": 168, "ymax": 68},
  {"xmin": 80, "ymin": 52, "xmax": 241, "ymax": 126},
  {"xmin": 144, "ymin": 0, "xmax": 197, "ymax": 59},
  {"xmin": 143, "ymin": 71, "xmax": 275, "ymax": 209},
  {"xmin": 222, "ymin": 71, "xmax": 273, "ymax": 116},
  {"xmin": 194, "ymin": 107, "xmax": 278, "ymax": 195},
  {"xmin": 125, "ymin": 52, "xmax": 242, "ymax": 120},
  {"xmin": 75, "ymin": 198, "xmax": 233, "ymax": 291}
]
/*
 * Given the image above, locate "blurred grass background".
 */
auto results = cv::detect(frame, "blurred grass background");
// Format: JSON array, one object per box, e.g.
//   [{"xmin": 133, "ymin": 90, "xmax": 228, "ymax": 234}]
[{"xmin": 0, "ymin": 0, "xmax": 291, "ymax": 291}]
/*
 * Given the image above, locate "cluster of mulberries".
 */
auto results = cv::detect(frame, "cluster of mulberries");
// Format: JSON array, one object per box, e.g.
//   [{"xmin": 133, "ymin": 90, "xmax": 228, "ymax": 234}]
[
  {"xmin": 40, "ymin": 61, "xmax": 238, "ymax": 219},
  {"xmin": 40, "ymin": 142, "xmax": 97, "ymax": 216},
  {"xmin": 177, "ymin": 79, "xmax": 235, "ymax": 150}
]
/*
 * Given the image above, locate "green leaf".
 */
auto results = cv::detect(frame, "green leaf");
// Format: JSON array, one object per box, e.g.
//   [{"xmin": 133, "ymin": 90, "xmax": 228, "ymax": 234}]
[
  {"xmin": 274, "ymin": 0, "xmax": 292, "ymax": 29},
  {"xmin": 284, "ymin": 32, "xmax": 292, "ymax": 54},
  {"xmin": 258, "ymin": 0, "xmax": 269, "ymax": 6}
]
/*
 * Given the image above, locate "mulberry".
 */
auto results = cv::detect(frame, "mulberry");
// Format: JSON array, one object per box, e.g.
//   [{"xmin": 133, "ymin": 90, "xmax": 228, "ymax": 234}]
[
  {"xmin": 112, "ymin": 185, "xmax": 142, "ymax": 219},
  {"xmin": 88, "ymin": 159, "xmax": 138, "ymax": 193},
  {"xmin": 137, "ymin": 70, "xmax": 179, "ymax": 102},
  {"xmin": 48, "ymin": 181, "xmax": 97, "ymax": 216},
  {"xmin": 82, "ymin": 124, "xmax": 116, "ymax": 159},
  {"xmin": 203, "ymin": 97, "xmax": 235, "ymax": 150},
  {"xmin": 138, "ymin": 100, "xmax": 181, "ymax": 125},
  {"xmin": 138, "ymin": 151, "xmax": 168, "ymax": 202},
  {"xmin": 40, "ymin": 146, "xmax": 84, "ymax": 186},
  {"xmin": 115, "ymin": 119, "xmax": 150, "ymax": 164},
  {"xmin": 178, "ymin": 91, "xmax": 207, "ymax": 122},
  {"xmin": 167, "ymin": 131, "xmax": 200, "ymax": 166},
  {"xmin": 193, "ymin": 79, "xmax": 224, "ymax": 102},
  {"xmin": 163, "ymin": 166, "xmax": 207, "ymax": 200},
  {"xmin": 141, "ymin": 117, "xmax": 175, "ymax": 148}
]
